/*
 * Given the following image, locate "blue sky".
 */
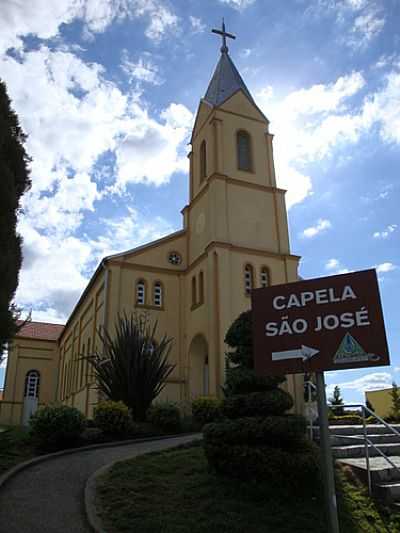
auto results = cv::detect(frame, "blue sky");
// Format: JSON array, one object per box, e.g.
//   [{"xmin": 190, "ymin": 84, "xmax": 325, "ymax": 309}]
[{"xmin": 0, "ymin": 0, "xmax": 399, "ymax": 403}]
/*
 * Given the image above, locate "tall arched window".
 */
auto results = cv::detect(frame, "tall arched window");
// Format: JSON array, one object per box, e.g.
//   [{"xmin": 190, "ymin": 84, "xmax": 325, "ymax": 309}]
[
  {"xmin": 200, "ymin": 140, "xmax": 207, "ymax": 181},
  {"xmin": 260, "ymin": 267, "xmax": 270, "ymax": 288},
  {"xmin": 244, "ymin": 264, "xmax": 254, "ymax": 296},
  {"xmin": 153, "ymin": 281, "xmax": 163, "ymax": 307},
  {"xmin": 136, "ymin": 279, "xmax": 146, "ymax": 305},
  {"xmin": 199, "ymin": 271, "xmax": 204, "ymax": 304},
  {"xmin": 237, "ymin": 130, "xmax": 252, "ymax": 172},
  {"xmin": 24, "ymin": 370, "xmax": 40, "ymax": 399},
  {"xmin": 192, "ymin": 276, "xmax": 197, "ymax": 307}
]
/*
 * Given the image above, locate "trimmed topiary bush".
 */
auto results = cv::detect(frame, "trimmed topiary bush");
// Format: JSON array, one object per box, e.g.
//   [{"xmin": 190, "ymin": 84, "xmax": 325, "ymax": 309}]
[
  {"xmin": 147, "ymin": 402, "xmax": 181, "ymax": 433},
  {"xmin": 203, "ymin": 310, "xmax": 320, "ymax": 490},
  {"xmin": 191, "ymin": 396, "xmax": 223, "ymax": 427},
  {"xmin": 93, "ymin": 400, "xmax": 131, "ymax": 436},
  {"xmin": 29, "ymin": 404, "xmax": 85, "ymax": 451}
]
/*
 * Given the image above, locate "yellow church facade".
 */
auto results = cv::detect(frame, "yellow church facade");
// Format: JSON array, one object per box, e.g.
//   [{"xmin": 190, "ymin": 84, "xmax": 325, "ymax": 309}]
[{"xmin": 0, "ymin": 37, "xmax": 304, "ymax": 425}]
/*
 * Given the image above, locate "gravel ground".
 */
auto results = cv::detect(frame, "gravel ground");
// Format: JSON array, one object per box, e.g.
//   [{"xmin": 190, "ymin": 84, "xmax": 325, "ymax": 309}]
[{"xmin": 0, "ymin": 434, "xmax": 201, "ymax": 533}]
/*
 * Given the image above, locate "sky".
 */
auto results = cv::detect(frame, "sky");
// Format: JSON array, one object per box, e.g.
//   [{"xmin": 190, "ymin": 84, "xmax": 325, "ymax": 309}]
[{"xmin": 0, "ymin": 0, "xmax": 399, "ymax": 404}]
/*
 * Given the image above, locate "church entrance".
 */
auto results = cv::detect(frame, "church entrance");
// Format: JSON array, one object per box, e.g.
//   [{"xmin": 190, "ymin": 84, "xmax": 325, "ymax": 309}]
[
  {"xmin": 188, "ymin": 334, "xmax": 209, "ymax": 399},
  {"xmin": 22, "ymin": 370, "xmax": 40, "ymax": 426}
]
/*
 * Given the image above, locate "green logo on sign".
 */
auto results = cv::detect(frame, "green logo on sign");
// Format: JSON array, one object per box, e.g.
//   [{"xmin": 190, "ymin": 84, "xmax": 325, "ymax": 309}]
[{"xmin": 333, "ymin": 333, "xmax": 377, "ymax": 364}]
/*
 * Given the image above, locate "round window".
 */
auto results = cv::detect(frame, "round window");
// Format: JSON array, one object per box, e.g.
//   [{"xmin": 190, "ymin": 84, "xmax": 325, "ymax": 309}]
[{"xmin": 168, "ymin": 251, "xmax": 182, "ymax": 265}]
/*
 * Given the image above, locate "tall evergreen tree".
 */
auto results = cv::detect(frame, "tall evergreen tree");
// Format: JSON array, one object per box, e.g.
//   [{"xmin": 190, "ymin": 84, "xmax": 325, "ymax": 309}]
[
  {"xmin": 0, "ymin": 79, "xmax": 31, "ymax": 361},
  {"xmin": 329, "ymin": 385, "xmax": 344, "ymax": 416}
]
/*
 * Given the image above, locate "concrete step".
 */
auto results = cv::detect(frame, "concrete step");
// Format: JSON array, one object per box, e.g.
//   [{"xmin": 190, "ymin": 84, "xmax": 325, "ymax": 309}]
[
  {"xmin": 333, "ymin": 442, "xmax": 400, "ymax": 459},
  {"xmin": 331, "ymin": 433, "xmax": 400, "ymax": 446},
  {"xmin": 339, "ymin": 457, "xmax": 400, "ymax": 484},
  {"xmin": 374, "ymin": 481, "xmax": 400, "ymax": 504},
  {"xmin": 329, "ymin": 424, "xmax": 400, "ymax": 436}
]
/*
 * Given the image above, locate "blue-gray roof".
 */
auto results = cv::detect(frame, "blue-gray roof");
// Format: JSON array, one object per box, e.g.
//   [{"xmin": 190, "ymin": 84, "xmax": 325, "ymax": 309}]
[{"xmin": 204, "ymin": 51, "xmax": 256, "ymax": 107}]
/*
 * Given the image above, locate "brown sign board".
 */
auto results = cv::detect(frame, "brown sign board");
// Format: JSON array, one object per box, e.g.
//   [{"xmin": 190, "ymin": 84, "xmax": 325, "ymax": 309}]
[{"xmin": 252, "ymin": 269, "xmax": 390, "ymax": 376}]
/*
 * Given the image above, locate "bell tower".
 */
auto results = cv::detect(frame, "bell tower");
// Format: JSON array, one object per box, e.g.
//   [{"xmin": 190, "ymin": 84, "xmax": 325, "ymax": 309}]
[{"xmin": 186, "ymin": 21, "xmax": 293, "ymax": 267}]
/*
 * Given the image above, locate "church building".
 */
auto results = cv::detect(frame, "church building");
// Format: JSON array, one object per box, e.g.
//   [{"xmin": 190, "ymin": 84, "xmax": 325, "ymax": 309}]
[{"xmin": 0, "ymin": 25, "xmax": 304, "ymax": 425}]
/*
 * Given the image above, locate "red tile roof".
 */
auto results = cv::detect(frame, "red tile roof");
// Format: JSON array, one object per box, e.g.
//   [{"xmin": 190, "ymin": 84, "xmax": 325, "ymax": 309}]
[{"xmin": 16, "ymin": 321, "xmax": 65, "ymax": 341}]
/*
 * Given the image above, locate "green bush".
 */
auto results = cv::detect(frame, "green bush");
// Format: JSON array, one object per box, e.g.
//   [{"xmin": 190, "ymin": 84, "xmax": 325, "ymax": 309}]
[
  {"xmin": 223, "ymin": 367, "xmax": 285, "ymax": 396},
  {"xmin": 204, "ymin": 415, "xmax": 307, "ymax": 447},
  {"xmin": 222, "ymin": 389, "xmax": 293, "ymax": 419},
  {"xmin": 93, "ymin": 400, "xmax": 131, "ymax": 436},
  {"xmin": 29, "ymin": 404, "xmax": 85, "ymax": 451},
  {"xmin": 329, "ymin": 415, "xmax": 363, "ymax": 425},
  {"xmin": 147, "ymin": 402, "xmax": 181, "ymax": 433},
  {"xmin": 191, "ymin": 397, "xmax": 223, "ymax": 427},
  {"xmin": 204, "ymin": 438, "xmax": 320, "ymax": 490}
]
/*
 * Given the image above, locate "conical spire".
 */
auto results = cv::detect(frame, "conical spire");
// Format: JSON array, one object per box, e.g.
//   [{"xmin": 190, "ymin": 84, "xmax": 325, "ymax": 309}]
[{"xmin": 204, "ymin": 20, "xmax": 256, "ymax": 107}]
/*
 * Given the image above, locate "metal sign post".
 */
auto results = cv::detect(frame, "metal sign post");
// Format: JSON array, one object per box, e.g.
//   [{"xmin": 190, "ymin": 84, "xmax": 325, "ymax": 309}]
[
  {"xmin": 316, "ymin": 371, "xmax": 339, "ymax": 533},
  {"xmin": 251, "ymin": 269, "xmax": 391, "ymax": 533}
]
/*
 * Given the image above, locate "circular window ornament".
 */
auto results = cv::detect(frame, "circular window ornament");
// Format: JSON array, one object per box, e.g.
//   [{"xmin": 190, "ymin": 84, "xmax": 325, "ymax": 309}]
[{"xmin": 168, "ymin": 251, "xmax": 182, "ymax": 265}]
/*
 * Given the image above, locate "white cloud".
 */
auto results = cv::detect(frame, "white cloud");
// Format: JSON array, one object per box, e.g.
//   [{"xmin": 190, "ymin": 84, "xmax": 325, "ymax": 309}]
[
  {"xmin": 346, "ymin": 8, "xmax": 385, "ymax": 50},
  {"xmin": 0, "ymin": 0, "xmax": 179, "ymax": 54},
  {"xmin": 121, "ymin": 50, "xmax": 162, "ymax": 85},
  {"xmin": 189, "ymin": 16, "xmax": 205, "ymax": 34},
  {"xmin": 240, "ymin": 48, "xmax": 252, "ymax": 58},
  {"xmin": 114, "ymin": 102, "xmax": 193, "ymax": 189},
  {"xmin": 325, "ymin": 258, "xmax": 340, "ymax": 270},
  {"xmin": 376, "ymin": 262, "xmax": 397, "ymax": 274},
  {"xmin": 301, "ymin": 219, "xmax": 332, "ymax": 238},
  {"xmin": 218, "ymin": 0, "xmax": 255, "ymax": 9},
  {"xmin": 373, "ymin": 224, "xmax": 397, "ymax": 239},
  {"xmin": 327, "ymin": 372, "xmax": 393, "ymax": 396},
  {"xmin": 17, "ymin": 209, "xmax": 175, "ymax": 321},
  {"xmin": 256, "ymin": 66, "xmax": 400, "ymax": 209}
]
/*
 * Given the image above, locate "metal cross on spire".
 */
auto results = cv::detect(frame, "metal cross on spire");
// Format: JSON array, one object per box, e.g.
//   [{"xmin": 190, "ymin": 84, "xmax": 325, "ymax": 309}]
[{"xmin": 212, "ymin": 18, "xmax": 236, "ymax": 53}]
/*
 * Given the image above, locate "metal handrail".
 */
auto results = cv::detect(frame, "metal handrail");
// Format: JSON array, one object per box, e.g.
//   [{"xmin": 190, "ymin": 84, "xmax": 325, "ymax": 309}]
[{"xmin": 329, "ymin": 403, "xmax": 400, "ymax": 495}]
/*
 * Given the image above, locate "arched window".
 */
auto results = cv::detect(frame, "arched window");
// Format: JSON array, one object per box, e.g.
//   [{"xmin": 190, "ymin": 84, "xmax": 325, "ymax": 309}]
[
  {"xmin": 237, "ymin": 130, "xmax": 252, "ymax": 172},
  {"xmin": 136, "ymin": 279, "xmax": 146, "ymax": 305},
  {"xmin": 24, "ymin": 370, "xmax": 40, "ymax": 399},
  {"xmin": 199, "ymin": 271, "xmax": 204, "ymax": 304},
  {"xmin": 200, "ymin": 140, "xmax": 207, "ymax": 181},
  {"xmin": 192, "ymin": 276, "xmax": 197, "ymax": 307},
  {"xmin": 244, "ymin": 264, "xmax": 254, "ymax": 296},
  {"xmin": 260, "ymin": 267, "xmax": 270, "ymax": 288},
  {"xmin": 153, "ymin": 281, "xmax": 163, "ymax": 307}
]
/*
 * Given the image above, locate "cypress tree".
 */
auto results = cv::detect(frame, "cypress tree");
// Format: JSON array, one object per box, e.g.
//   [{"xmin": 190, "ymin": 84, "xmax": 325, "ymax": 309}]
[{"xmin": 0, "ymin": 79, "xmax": 31, "ymax": 361}]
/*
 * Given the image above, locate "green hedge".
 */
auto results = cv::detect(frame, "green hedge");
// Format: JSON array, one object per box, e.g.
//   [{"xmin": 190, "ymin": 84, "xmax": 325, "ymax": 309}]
[
  {"xmin": 93, "ymin": 400, "xmax": 131, "ymax": 436},
  {"xmin": 222, "ymin": 389, "xmax": 293, "ymax": 419},
  {"xmin": 204, "ymin": 438, "xmax": 320, "ymax": 489},
  {"xmin": 204, "ymin": 415, "xmax": 307, "ymax": 447},
  {"xmin": 223, "ymin": 367, "xmax": 286, "ymax": 396},
  {"xmin": 147, "ymin": 402, "xmax": 181, "ymax": 433},
  {"xmin": 191, "ymin": 397, "xmax": 222, "ymax": 427},
  {"xmin": 29, "ymin": 404, "xmax": 85, "ymax": 451},
  {"xmin": 329, "ymin": 415, "xmax": 376, "ymax": 425}
]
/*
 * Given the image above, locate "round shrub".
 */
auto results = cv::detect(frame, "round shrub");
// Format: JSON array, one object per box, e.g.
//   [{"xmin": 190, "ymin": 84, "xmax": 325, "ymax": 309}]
[
  {"xmin": 204, "ymin": 415, "xmax": 307, "ymax": 446},
  {"xmin": 191, "ymin": 397, "xmax": 223, "ymax": 427},
  {"xmin": 204, "ymin": 438, "xmax": 320, "ymax": 490},
  {"xmin": 224, "ymin": 367, "xmax": 286, "ymax": 396},
  {"xmin": 29, "ymin": 404, "xmax": 85, "ymax": 451},
  {"xmin": 93, "ymin": 400, "xmax": 131, "ymax": 436},
  {"xmin": 222, "ymin": 389, "xmax": 294, "ymax": 419},
  {"xmin": 147, "ymin": 402, "xmax": 181, "ymax": 433}
]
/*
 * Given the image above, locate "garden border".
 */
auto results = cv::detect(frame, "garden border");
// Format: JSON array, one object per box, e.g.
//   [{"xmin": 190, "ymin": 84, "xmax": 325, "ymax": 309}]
[
  {"xmin": 84, "ymin": 434, "xmax": 203, "ymax": 533},
  {"xmin": 0, "ymin": 432, "xmax": 197, "ymax": 492}
]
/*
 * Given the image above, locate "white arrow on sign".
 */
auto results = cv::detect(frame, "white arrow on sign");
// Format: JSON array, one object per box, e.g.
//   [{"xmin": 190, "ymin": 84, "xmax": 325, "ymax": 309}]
[{"xmin": 272, "ymin": 345, "xmax": 319, "ymax": 362}]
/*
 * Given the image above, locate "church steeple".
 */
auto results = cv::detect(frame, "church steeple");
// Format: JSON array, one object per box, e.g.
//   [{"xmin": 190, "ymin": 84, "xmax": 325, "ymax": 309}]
[{"xmin": 204, "ymin": 20, "xmax": 256, "ymax": 107}]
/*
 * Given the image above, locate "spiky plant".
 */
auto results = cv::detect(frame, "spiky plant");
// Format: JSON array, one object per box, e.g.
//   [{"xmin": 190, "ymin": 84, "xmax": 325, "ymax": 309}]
[{"xmin": 86, "ymin": 312, "xmax": 174, "ymax": 421}]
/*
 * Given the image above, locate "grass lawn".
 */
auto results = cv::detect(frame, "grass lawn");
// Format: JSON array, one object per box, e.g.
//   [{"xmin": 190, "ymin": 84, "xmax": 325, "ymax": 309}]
[
  {"xmin": 96, "ymin": 443, "xmax": 400, "ymax": 533},
  {"xmin": 0, "ymin": 426, "xmax": 36, "ymax": 476}
]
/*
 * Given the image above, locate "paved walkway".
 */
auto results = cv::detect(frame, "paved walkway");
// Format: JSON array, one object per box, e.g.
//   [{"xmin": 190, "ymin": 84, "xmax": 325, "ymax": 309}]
[{"xmin": 0, "ymin": 434, "xmax": 201, "ymax": 533}]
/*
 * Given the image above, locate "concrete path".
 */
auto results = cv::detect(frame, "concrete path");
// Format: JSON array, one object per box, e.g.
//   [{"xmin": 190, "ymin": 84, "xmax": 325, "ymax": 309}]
[{"xmin": 0, "ymin": 434, "xmax": 201, "ymax": 533}]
